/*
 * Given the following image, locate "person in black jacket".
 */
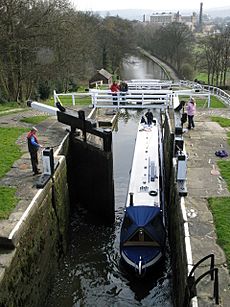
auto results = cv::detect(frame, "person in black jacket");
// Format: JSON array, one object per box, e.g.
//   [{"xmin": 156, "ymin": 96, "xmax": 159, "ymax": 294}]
[
  {"xmin": 145, "ymin": 109, "xmax": 154, "ymax": 126},
  {"xmin": 120, "ymin": 81, "xmax": 128, "ymax": 104},
  {"xmin": 27, "ymin": 127, "xmax": 42, "ymax": 175}
]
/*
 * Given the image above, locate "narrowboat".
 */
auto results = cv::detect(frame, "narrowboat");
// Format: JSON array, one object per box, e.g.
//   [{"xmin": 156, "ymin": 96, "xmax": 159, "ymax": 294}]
[{"xmin": 120, "ymin": 115, "xmax": 166, "ymax": 277}]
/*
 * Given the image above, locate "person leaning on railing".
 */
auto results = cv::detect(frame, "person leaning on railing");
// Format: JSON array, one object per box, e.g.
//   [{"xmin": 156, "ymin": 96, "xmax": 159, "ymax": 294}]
[
  {"xmin": 110, "ymin": 81, "xmax": 120, "ymax": 105},
  {"xmin": 119, "ymin": 81, "xmax": 128, "ymax": 104}
]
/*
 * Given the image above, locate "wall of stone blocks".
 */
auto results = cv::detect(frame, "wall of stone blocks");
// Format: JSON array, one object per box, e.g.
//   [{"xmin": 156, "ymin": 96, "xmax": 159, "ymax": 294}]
[{"xmin": 0, "ymin": 154, "xmax": 70, "ymax": 307}]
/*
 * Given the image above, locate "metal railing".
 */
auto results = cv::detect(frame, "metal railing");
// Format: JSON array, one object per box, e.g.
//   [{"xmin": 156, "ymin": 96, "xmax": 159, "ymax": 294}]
[
  {"xmin": 53, "ymin": 79, "xmax": 230, "ymax": 109},
  {"xmin": 89, "ymin": 89, "xmax": 174, "ymax": 109},
  {"xmin": 177, "ymin": 80, "xmax": 230, "ymax": 107},
  {"xmin": 183, "ymin": 254, "xmax": 219, "ymax": 306}
]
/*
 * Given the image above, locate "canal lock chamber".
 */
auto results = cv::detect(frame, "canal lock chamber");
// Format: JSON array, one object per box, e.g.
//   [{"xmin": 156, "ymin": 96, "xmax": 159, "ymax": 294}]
[{"xmin": 0, "ymin": 109, "xmax": 189, "ymax": 307}]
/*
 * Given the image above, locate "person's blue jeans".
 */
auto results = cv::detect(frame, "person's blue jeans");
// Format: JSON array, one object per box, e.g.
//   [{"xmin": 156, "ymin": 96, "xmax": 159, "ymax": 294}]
[{"xmin": 188, "ymin": 115, "xmax": 195, "ymax": 129}]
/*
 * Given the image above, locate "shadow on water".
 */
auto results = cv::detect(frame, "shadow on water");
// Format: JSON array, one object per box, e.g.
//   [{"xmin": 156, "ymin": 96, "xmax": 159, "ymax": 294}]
[
  {"xmin": 45, "ymin": 109, "xmax": 173, "ymax": 306},
  {"xmin": 119, "ymin": 254, "xmax": 172, "ymax": 302}
]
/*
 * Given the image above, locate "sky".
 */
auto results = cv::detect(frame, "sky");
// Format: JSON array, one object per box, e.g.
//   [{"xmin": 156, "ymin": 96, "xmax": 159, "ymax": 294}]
[{"xmin": 72, "ymin": 0, "xmax": 230, "ymax": 12}]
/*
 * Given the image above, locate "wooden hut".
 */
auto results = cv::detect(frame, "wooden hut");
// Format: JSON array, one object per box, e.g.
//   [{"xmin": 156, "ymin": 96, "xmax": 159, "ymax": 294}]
[{"xmin": 89, "ymin": 69, "xmax": 112, "ymax": 88}]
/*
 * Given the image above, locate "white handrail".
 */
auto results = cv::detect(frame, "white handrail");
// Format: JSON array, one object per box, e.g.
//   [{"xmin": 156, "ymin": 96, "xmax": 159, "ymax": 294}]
[{"xmin": 53, "ymin": 79, "xmax": 230, "ymax": 108}]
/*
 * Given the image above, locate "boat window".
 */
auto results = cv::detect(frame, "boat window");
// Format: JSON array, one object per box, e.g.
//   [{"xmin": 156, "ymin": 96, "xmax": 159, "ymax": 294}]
[{"xmin": 124, "ymin": 228, "xmax": 160, "ymax": 247}]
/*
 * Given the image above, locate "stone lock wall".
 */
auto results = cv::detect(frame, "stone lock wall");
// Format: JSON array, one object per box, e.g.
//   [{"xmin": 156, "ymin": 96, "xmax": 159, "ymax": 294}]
[
  {"xmin": 164, "ymin": 112, "xmax": 188, "ymax": 307},
  {"xmin": 0, "ymin": 155, "xmax": 70, "ymax": 307}
]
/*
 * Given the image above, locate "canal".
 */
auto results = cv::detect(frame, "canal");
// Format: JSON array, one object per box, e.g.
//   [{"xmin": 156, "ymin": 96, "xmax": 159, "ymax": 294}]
[{"xmin": 45, "ymin": 56, "xmax": 173, "ymax": 306}]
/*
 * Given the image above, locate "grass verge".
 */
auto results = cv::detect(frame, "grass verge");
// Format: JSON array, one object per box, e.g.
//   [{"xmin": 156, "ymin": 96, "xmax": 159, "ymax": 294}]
[
  {"xmin": 0, "ymin": 102, "xmax": 22, "ymax": 112},
  {"xmin": 0, "ymin": 187, "xmax": 18, "ymax": 219},
  {"xmin": 48, "ymin": 94, "xmax": 91, "ymax": 107},
  {"xmin": 208, "ymin": 117, "xmax": 230, "ymax": 270},
  {"xmin": 208, "ymin": 197, "xmax": 230, "ymax": 270},
  {"xmin": 20, "ymin": 115, "xmax": 50, "ymax": 125},
  {"xmin": 211, "ymin": 116, "xmax": 230, "ymax": 127},
  {"xmin": 0, "ymin": 127, "xmax": 27, "ymax": 219},
  {"xmin": 179, "ymin": 95, "xmax": 226, "ymax": 108}
]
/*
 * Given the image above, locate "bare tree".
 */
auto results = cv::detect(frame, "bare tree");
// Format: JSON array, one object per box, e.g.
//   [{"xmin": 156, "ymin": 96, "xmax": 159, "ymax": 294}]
[
  {"xmin": 155, "ymin": 22, "xmax": 194, "ymax": 72},
  {"xmin": 0, "ymin": 1, "xmax": 136, "ymax": 102},
  {"xmin": 0, "ymin": 0, "xmax": 71, "ymax": 102},
  {"xmin": 202, "ymin": 26, "xmax": 230, "ymax": 87}
]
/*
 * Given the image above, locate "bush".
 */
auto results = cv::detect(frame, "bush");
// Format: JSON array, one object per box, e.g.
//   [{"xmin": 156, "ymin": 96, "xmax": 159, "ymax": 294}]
[
  {"xmin": 38, "ymin": 81, "xmax": 51, "ymax": 100},
  {"xmin": 180, "ymin": 63, "xmax": 195, "ymax": 80},
  {"xmin": 219, "ymin": 85, "xmax": 230, "ymax": 91}
]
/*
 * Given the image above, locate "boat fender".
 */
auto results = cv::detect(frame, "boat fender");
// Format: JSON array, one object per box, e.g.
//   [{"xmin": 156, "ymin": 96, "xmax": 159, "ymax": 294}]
[{"xmin": 149, "ymin": 190, "xmax": 157, "ymax": 197}]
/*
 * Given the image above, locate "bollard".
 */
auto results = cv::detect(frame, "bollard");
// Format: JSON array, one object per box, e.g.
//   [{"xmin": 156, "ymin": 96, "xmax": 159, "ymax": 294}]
[
  {"xmin": 103, "ymin": 128, "xmax": 112, "ymax": 152},
  {"xmin": 36, "ymin": 147, "xmax": 54, "ymax": 188},
  {"xmin": 42, "ymin": 147, "xmax": 54, "ymax": 176},
  {"xmin": 177, "ymin": 151, "xmax": 187, "ymax": 181},
  {"xmin": 129, "ymin": 192, "xmax": 134, "ymax": 206}
]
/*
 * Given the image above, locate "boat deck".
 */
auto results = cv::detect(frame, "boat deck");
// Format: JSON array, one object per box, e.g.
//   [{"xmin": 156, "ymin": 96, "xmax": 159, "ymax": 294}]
[{"xmin": 126, "ymin": 120, "xmax": 160, "ymax": 208}]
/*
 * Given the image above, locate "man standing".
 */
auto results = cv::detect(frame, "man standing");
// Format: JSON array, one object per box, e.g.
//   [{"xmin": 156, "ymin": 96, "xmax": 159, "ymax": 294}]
[
  {"xmin": 120, "ymin": 81, "xmax": 128, "ymax": 104},
  {"xmin": 145, "ymin": 109, "xmax": 154, "ymax": 126},
  {"xmin": 27, "ymin": 127, "xmax": 42, "ymax": 175}
]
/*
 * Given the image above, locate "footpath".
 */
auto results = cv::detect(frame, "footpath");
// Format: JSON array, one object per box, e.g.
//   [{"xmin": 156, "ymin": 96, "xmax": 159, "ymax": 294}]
[{"xmin": 183, "ymin": 108, "xmax": 230, "ymax": 306}]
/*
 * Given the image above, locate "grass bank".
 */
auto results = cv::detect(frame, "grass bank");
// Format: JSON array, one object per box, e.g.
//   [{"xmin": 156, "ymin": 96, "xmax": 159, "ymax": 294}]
[
  {"xmin": 209, "ymin": 116, "xmax": 230, "ymax": 270},
  {"xmin": 179, "ymin": 95, "xmax": 226, "ymax": 108},
  {"xmin": 0, "ymin": 127, "xmax": 27, "ymax": 219},
  {"xmin": 47, "ymin": 93, "xmax": 91, "ymax": 107},
  {"xmin": 0, "ymin": 115, "xmax": 50, "ymax": 219},
  {"xmin": 20, "ymin": 115, "xmax": 50, "ymax": 125},
  {"xmin": 0, "ymin": 102, "xmax": 22, "ymax": 112}
]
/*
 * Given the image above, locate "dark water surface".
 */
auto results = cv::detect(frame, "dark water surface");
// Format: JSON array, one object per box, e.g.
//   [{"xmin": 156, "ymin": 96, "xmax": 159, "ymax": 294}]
[{"xmin": 45, "ymin": 58, "xmax": 173, "ymax": 306}]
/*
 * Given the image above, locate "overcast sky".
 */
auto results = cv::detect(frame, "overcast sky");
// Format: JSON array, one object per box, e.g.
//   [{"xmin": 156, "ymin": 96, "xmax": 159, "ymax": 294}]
[{"xmin": 72, "ymin": 0, "xmax": 230, "ymax": 12}]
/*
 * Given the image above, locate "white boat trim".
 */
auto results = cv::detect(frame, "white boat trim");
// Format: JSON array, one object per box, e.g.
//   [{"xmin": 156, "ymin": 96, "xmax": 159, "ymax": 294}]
[{"xmin": 121, "ymin": 250, "xmax": 163, "ymax": 270}]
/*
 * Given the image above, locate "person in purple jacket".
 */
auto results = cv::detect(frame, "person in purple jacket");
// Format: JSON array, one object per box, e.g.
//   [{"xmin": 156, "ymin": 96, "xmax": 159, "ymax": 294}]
[
  {"xmin": 27, "ymin": 127, "xmax": 42, "ymax": 175},
  {"xmin": 186, "ymin": 97, "xmax": 196, "ymax": 130}
]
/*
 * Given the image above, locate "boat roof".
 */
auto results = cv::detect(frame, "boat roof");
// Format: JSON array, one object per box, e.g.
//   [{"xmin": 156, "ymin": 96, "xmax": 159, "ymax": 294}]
[
  {"xmin": 125, "ymin": 206, "xmax": 161, "ymax": 226},
  {"xmin": 126, "ymin": 118, "xmax": 160, "ymax": 208}
]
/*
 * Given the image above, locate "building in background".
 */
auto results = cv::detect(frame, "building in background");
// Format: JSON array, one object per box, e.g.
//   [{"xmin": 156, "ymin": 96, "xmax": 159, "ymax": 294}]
[
  {"xmin": 89, "ymin": 69, "xmax": 112, "ymax": 88},
  {"xmin": 149, "ymin": 11, "xmax": 198, "ymax": 31},
  {"xmin": 147, "ymin": 2, "xmax": 210, "ymax": 33}
]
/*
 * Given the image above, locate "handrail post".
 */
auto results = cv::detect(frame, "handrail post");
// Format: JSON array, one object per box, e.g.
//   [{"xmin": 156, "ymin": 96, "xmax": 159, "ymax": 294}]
[
  {"xmin": 214, "ymin": 268, "xmax": 219, "ymax": 304},
  {"xmin": 78, "ymin": 110, "xmax": 86, "ymax": 142},
  {"xmin": 184, "ymin": 254, "xmax": 219, "ymax": 306},
  {"xmin": 208, "ymin": 93, "xmax": 211, "ymax": 108},
  {"xmin": 72, "ymin": 93, "xmax": 75, "ymax": 106},
  {"xmin": 53, "ymin": 90, "xmax": 57, "ymax": 106},
  {"xmin": 210, "ymin": 253, "xmax": 215, "ymax": 280},
  {"xmin": 117, "ymin": 92, "xmax": 120, "ymax": 108},
  {"xmin": 92, "ymin": 92, "xmax": 97, "ymax": 108}
]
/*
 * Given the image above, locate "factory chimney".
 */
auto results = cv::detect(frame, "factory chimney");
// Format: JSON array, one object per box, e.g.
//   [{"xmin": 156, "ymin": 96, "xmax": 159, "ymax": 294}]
[{"xmin": 199, "ymin": 2, "xmax": 203, "ymax": 32}]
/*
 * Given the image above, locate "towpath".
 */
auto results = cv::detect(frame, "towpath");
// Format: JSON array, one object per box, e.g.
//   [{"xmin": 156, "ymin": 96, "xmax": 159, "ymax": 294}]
[{"xmin": 183, "ymin": 108, "xmax": 230, "ymax": 306}]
